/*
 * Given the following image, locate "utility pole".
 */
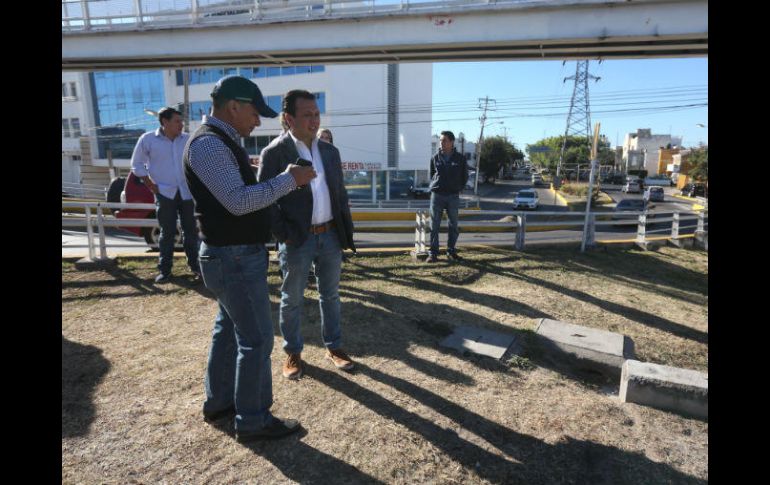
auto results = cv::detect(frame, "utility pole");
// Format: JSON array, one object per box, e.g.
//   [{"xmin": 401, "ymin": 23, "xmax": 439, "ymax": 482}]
[
  {"xmin": 182, "ymin": 69, "xmax": 190, "ymax": 133},
  {"xmin": 474, "ymin": 96, "xmax": 495, "ymax": 196},
  {"xmin": 556, "ymin": 61, "xmax": 600, "ymax": 182}
]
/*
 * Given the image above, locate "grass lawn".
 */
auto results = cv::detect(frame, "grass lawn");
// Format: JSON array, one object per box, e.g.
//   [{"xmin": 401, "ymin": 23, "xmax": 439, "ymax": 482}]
[{"xmin": 62, "ymin": 245, "xmax": 707, "ymax": 484}]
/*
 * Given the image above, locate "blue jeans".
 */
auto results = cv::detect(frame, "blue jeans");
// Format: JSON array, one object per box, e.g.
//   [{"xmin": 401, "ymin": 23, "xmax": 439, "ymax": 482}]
[
  {"xmin": 278, "ymin": 228, "xmax": 343, "ymax": 354},
  {"xmin": 156, "ymin": 191, "xmax": 199, "ymax": 275},
  {"xmin": 199, "ymin": 242, "xmax": 275, "ymax": 433},
  {"xmin": 429, "ymin": 192, "xmax": 460, "ymax": 256}
]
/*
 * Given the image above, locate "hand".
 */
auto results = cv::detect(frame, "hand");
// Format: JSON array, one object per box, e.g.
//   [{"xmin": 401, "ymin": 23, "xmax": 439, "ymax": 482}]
[{"xmin": 285, "ymin": 164, "xmax": 316, "ymax": 187}]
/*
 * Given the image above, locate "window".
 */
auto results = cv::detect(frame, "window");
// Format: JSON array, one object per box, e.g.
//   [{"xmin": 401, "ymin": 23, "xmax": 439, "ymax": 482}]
[
  {"xmin": 72, "ymin": 155, "xmax": 81, "ymax": 161},
  {"xmin": 281, "ymin": 66, "xmax": 296, "ymax": 76},
  {"xmin": 62, "ymin": 83, "xmax": 68, "ymax": 98},
  {"xmin": 295, "ymin": 65, "xmax": 311, "ymax": 74},
  {"xmin": 311, "ymin": 65, "xmax": 325, "ymax": 73},
  {"xmin": 266, "ymin": 95, "xmax": 282, "ymax": 114},
  {"xmin": 266, "ymin": 67, "xmax": 281, "ymax": 77},
  {"xmin": 70, "ymin": 82, "xmax": 77, "ymax": 99},
  {"xmin": 62, "ymin": 119, "xmax": 71, "ymax": 138},
  {"xmin": 315, "ymin": 92, "xmax": 326, "ymax": 114},
  {"xmin": 71, "ymin": 118, "xmax": 81, "ymax": 137},
  {"xmin": 189, "ymin": 101, "xmax": 212, "ymax": 121}
]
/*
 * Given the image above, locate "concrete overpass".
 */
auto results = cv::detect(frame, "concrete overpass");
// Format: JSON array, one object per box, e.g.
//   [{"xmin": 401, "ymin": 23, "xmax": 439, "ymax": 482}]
[{"xmin": 62, "ymin": 0, "xmax": 707, "ymax": 70}]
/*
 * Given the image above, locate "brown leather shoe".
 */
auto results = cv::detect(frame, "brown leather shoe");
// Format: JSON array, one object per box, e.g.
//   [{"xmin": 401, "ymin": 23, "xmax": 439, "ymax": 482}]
[
  {"xmin": 282, "ymin": 353, "xmax": 303, "ymax": 380},
  {"xmin": 326, "ymin": 348, "xmax": 355, "ymax": 371}
]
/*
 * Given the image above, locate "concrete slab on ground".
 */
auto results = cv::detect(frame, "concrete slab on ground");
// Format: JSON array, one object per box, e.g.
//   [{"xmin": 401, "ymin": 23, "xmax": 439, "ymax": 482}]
[
  {"xmin": 620, "ymin": 360, "xmax": 708, "ymax": 420},
  {"xmin": 533, "ymin": 318, "xmax": 630, "ymax": 378},
  {"xmin": 439, "ymin": 326, "xmax": 517, "ymax": 360}
]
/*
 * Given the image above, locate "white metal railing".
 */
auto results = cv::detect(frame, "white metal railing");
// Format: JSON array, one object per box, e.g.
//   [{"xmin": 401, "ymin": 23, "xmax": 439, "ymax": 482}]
[
  {"xmin": 62, "ymin": 200, "xmax": 707, "ymax": 259},
  {"xmin": 62, "ymin": 182, "xmax": 108, "ymax": 199},
  {"xmin": 62, "ymin": 0, "xmax": 553, "ymax": 32}
]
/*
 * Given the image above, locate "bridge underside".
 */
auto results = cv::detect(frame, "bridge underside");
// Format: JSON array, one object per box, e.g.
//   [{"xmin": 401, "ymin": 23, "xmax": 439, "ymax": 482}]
[
  {"xmin": 63, "ymin": 36, "xmax": 707, "ymax": 70},
  {"xmin": 62, "ymin": 1, "xmax": 707, "ymax": 70}
]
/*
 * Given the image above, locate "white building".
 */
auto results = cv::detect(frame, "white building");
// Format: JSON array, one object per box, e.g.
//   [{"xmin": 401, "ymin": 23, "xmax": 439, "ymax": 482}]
[
  {"xmin": 63, "ymin": 63, "xmax": 433, "ymax": 200},
  {"xmin": 622, "ymin": 128, "xmax": 682, "ymax": 175}
]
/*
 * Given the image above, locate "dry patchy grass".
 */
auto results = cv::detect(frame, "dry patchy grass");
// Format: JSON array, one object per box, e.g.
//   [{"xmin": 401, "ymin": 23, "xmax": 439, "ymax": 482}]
[{"xmin": 62, "ymin": 245, "xmax": 707, "ymax": 484}]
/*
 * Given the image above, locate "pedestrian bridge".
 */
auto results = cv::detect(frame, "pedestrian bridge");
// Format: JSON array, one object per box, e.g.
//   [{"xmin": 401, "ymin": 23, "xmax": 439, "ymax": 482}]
[{"xmin": 62, "ymin": 0, "xmax": 707, "ymax": 70}]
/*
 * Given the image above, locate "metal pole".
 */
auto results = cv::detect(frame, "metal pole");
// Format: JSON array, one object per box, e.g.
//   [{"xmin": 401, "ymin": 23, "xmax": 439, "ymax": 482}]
[
  {"xmin": 581, "ymin": 123, "xmax": 601, "ymax": 252},
  {"xmin": 85, "ymin": 205, "xmax": 96, "ymax": 260},
  {"xmin": 96, "ymin": 204, "xmax": 108, "ymax": 259}
]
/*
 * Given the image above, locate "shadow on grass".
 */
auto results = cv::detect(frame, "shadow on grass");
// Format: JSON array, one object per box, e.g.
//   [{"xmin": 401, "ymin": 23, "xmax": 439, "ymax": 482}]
[
  {"xmin": 62, "ymin": 336, "xmax": 111, "ymax": 438},
  {"xmin": 303, "ymin": 363, "xmax": 705, "ymax": 484},
  {"xmin": 61, "ymin": 263, "xmax": 215, "ymax": 302},
  {"xmin": 206, "ymin": 422, "xmax": 386, "ymax": 484}
]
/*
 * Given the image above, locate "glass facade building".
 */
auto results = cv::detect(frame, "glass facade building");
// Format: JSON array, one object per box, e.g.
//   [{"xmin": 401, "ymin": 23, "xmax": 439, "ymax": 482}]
[{"xmin": 90, "ymin": 70, "xmax": 165, "ymax": 159}]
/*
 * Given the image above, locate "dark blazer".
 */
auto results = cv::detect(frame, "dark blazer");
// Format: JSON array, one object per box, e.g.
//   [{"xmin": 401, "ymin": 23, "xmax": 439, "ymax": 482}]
[{"xmin": 257, "ymin": 132, "xmax": 356, "ymax": 251}]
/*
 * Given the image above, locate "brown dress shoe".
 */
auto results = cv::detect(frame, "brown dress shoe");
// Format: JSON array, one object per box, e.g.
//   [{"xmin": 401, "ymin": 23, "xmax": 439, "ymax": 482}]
[
  {"xmin": 326, "ymin": 348, "xmax": 355, "ymax": 371},
  {"xmin": 283, "ymin": 353, "xmax": 303, "ymax": 380}
]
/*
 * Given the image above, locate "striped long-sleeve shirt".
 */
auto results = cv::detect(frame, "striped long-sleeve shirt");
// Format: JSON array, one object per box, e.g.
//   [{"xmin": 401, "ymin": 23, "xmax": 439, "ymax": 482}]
[{"xmin": 186, "ymin": 115, "xmax": 296, "ymax": 216}]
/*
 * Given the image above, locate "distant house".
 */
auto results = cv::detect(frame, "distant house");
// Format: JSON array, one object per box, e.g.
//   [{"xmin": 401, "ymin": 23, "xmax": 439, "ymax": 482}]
[{"xmin": 622, "ymin": 129, "xmax": 682, "ymax": 175}]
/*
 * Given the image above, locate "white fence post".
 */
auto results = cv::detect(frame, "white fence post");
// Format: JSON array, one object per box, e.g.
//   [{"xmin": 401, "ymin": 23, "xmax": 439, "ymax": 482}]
[
  {"xmin": 515, "ymin": 214, "xmax": 526, "ymax": 250},
  {"xmin": 695, "ymin": 210, "xmax": 708, "ymax": 251},
  {"xmin": 96, "ymin": 204, "xmax": 108, "ymax": 260},
  {"xmin": 669, "ymin": 211, "xmax": 682, "ymax": 247},
  {"xmin": 636, "ymin": 212, "xmax": 648, "ymax": 250},
  {"xmin": 421, "ymin": 210, "xmax": 428, "ymax": 253},
  {"xmin": 84, "ymin": 205, "xmax": 96, "ymax": 260}
]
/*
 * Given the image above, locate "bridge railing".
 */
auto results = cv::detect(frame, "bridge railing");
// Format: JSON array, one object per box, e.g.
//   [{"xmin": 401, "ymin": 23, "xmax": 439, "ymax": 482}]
[{"xmin": 62, "ymin": 0, "xmax": 545, "ymax": 32}]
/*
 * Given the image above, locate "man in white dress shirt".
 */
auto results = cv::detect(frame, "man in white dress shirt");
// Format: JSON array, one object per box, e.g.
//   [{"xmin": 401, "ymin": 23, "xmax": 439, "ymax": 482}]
[
  {"xmin": 257, "ymin": 90, "xmax": 357, "ymax": 380},
  {"xmin": 131, "ymin": 107, "xmax": 199, "ymax": 283}
]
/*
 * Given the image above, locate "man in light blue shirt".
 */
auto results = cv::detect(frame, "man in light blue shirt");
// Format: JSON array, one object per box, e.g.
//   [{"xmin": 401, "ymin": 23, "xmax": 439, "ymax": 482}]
[{"xmin": 130, "ymin": 107, "xmax": 199, "ymax": 283}]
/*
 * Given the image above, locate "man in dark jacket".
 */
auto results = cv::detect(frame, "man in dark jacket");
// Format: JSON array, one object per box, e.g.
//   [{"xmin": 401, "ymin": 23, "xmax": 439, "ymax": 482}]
[
  {"xmin": 427, "ymin": 130, "xmax": 469, "ymax": 263},
  {"xmin": 258, "ymin": 90, "xmax": 356, "ymax": 381}
]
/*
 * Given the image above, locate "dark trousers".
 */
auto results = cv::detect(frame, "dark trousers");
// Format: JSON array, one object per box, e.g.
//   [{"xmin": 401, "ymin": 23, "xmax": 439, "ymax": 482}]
[{"xmin": 156, "ymin": 191, "xmax": 199, "ymax": 275}]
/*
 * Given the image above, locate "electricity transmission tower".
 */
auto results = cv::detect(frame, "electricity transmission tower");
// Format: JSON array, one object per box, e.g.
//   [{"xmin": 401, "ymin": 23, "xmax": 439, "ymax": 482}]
[{"xmin": 556, "ymin": 61, "xmax": 600, "ymax": 179}]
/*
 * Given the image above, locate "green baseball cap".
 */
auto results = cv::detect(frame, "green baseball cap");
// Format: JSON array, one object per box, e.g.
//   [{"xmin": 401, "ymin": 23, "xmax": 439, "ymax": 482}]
[{"xmin": 210, "ymin": 75, "xmax": 278, "ymax": 118}]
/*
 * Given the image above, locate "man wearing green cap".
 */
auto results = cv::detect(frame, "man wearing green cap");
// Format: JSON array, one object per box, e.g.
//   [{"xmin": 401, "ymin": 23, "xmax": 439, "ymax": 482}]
[{"xmin": 184, "ymin": 75, "xmax": 316, "ymax": 442}]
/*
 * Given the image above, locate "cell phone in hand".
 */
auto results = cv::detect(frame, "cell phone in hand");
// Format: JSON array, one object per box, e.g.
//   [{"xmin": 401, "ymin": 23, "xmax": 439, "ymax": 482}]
[{"xmin": 294, "ymin": 158, "xmax": 313, "ymax": 189}]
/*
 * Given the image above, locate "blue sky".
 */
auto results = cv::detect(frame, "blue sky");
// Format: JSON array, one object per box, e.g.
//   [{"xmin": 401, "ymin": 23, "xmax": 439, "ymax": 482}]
[{"xmin": 431, "ymin": 57, "xmax": 708, "ymax": 152}]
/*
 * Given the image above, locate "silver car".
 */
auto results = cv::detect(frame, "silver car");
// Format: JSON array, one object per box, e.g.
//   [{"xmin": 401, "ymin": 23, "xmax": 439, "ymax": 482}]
[
  {"xmin": 644, "ymin": 186, "xmax": 665, "ymax": 202},
  {"xmin": 622, "ymin": 181, "xmax": 641, "ymax": 193},
  {"xmin": 513, "ymin": 189, "xmax": 539, "ymax": 210}
]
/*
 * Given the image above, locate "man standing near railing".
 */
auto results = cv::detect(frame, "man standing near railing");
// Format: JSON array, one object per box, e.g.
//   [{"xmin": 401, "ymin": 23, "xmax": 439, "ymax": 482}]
[
  {"xmin": 130, "ymin": 106, "xmax": 199, "ymax": 284},
  {"xmin": 427, "ymin": 130, "xmax": 469, "ymax": 263},
  {"xmin": 184, "ymin": 76, "xmax": 316, "ymax": 442}
]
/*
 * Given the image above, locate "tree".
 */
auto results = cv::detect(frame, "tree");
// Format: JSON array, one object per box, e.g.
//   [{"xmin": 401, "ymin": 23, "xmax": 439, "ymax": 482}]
[
  {"xmin": 526, "ymin": 135, "xmax": 615, "ymax": 174},
  {"xmin": 688, "ymin": 146, "xmax": 708, "ymax": 182},
  {"xmin": 479, "ymin": 136, "xmax": 523, "ymax": 178}
]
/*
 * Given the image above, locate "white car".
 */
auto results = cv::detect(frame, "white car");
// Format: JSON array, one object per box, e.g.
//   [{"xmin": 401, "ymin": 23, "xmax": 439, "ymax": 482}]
[
  {"xmin": 513, "ymin": 189, "xmax": 539, "ymax": 210},
  {"xmin": 622, "ymin": 181, "xmax": 641, "ymax": 193}
]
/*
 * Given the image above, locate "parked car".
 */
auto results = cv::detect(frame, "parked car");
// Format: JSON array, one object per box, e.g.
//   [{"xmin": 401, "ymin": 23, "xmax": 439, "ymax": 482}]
[
  {"xmin": 644, "ymin": 175, "xmax": 674, "ymax": 187},
  {"xmin": 613, "ymin": 198, "xmax": 656, "ymax": 220},
  {"xmin": 643, "ymin": 186, "xmax": 665, "ymax": 202},
  {"xmin": 621, "ymin": 181, "xmax": 641, "ymax": 193},
  {"xmin": 409, "ymin": 182, "xmax": 431, "ymax": 198},
  {"xmin": 681, "ymin": 183, "xmax": 706, "ymax": 198},
  {"xmin": 513, "ymin": 189, "xmax": 539, "ymax": 210},
  {"xmin": 114, "ymin": 172, "xmax": 182, "ymax": 247}
]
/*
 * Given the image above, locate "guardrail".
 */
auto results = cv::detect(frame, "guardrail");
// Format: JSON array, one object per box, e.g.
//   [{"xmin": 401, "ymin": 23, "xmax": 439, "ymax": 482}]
[
  {"xmin": 62, "ymin": 0, "xmax": 543, "ymax": 32},
  {"xmin": 63, "ymin": 200, "xmax": 707, "ymax": 260},
  {"xmin": 62, "ymin": 182, "xmax": 108, "ymax": 199}
]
